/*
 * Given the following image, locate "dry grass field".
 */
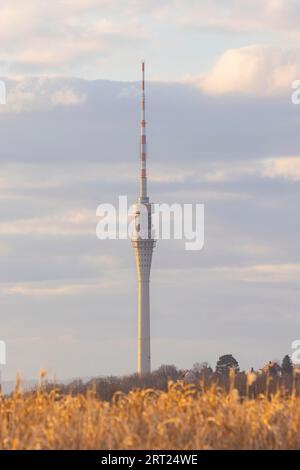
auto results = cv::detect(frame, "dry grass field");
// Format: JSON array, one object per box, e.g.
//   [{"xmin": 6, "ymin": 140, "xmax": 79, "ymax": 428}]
[{"xmin": 1, "ymin": 374, "xmax": 300, "ymax": 450}]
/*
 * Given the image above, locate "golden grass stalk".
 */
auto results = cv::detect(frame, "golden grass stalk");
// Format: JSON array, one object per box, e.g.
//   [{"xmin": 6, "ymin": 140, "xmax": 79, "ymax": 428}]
[{"xmin": 0, "ymin": 381, "xmax": 300, "ymax": 449}]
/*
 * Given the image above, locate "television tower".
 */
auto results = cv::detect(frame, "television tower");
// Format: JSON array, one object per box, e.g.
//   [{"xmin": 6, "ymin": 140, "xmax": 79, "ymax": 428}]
[{"xmin": 131, "ymin": 62, "xmax": 156, "ymax": 375}]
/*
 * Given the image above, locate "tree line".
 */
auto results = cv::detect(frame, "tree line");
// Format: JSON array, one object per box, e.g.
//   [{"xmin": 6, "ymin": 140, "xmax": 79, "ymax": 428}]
[{"xmin": 39, "ymin": 353, "xmax": 299, "ymax": 401}]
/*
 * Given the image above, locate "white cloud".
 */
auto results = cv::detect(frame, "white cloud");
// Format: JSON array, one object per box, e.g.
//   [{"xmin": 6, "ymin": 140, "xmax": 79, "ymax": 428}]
[
  {"xmin": 51, "ymin": 88, "xmax": 86, "ymax": 106},
  {"xmin": 0, "ymin": 209, "xmax": 95, "ymax": 236},
  {"xmin": 0, "ymin": 0, "xmax": 299, "ymax": 81},
  {"xmin": 0, "ymin": 162, "xmax": 136, "ymax": 197},
  {"xmin": 0, "ymin": 0, "xmax": 145, "ymax": 75},
  {"xmin": 191, "ymin": 45, "xmax": 300, "ymax": 95},
  {"xmin": 156, "ymin": 263, "xmax": 300, "ymax": 284},
  {"xmin": 179, "ymin": 0, "xmax": 300, "ymax": 34},
  {"xmin": 150, "ymin": 158, "xmax": 300, "ymax": 183},
  {"xmin": 1, "ymin": 277, "xmax": 122, "ymax": 296},
  {"xmin": 263, "ymin": 157, "xmax": 300, "ymax": 181},
  {"xmin": 197, "ymin": 157, "xmax": 300, "ymax": 183},
  {"xmin": 1, "ymin": 79, "xmax": 86, "ymax": 112},
  {"xmin": 212, "ymin": 264, "xmax": 300, "ymax": 283}
]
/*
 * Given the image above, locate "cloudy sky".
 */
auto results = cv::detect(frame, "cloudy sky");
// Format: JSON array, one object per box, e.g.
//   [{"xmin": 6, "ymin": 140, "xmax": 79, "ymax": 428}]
[{"xmin": 0, "ymin": 0, "xmax": 300, "ymax": 381}]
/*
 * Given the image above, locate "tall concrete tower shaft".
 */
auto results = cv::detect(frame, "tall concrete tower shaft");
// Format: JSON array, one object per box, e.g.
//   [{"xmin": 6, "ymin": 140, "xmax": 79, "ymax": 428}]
[{"xmin": 132, "ymin": 62, "xmax": 155, "ymax": 375}]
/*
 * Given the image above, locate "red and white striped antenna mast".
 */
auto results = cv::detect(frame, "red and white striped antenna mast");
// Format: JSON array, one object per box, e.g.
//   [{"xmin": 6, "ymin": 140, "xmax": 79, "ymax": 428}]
[{"xmin": 139, "ymin": 61, "xmax": 149, "ymax": 203}]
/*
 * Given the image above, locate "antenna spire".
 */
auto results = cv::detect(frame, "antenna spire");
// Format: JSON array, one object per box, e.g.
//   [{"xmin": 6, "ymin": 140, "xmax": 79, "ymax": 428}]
[{"xmin": 140, "ymin": 61, "xmax": 148, "ymax": 202}]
